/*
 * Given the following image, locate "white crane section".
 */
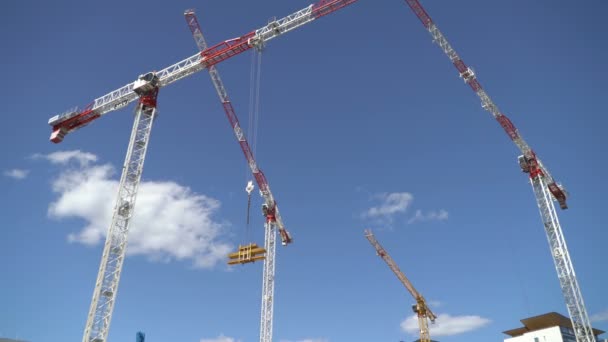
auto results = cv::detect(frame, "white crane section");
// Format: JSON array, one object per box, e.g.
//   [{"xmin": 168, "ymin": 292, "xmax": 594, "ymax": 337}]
[
  {"xmin": 527, "ymin": 171, "xmax": 595, "ymax": 342},
  {"xmin": 259, "ymin": 221, "xmax": 277, "ymax": 342},
  {"xmin": 82, "ymin": 74, "xmax": 160, "ymax": 342}
]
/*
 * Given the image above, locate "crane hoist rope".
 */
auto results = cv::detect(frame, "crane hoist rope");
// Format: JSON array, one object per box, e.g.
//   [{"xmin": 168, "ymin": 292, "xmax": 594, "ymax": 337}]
[
  {"xmin": 244, "ymin": 49, "xmax": 264, "ymax": 240},
  {"xmin": 250, "ymin": 49, "xmax": 263, "ymax": 161}
]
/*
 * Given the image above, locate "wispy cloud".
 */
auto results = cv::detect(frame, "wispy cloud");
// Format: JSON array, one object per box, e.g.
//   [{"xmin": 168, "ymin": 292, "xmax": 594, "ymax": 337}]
[
  {"xmin": 200, "ymin": 335, "xmax": 241, "ymax": 342},
  {"xmin": 43, "ymin": 150, "xmax": 232, "ymax": 268},
  {"xmin": 407, "ymin": 209, "xmax": 449, "ymax": 224},
  {"xmin": 362, "ymin": 192, "xmax": 448, "ymax": 227},
  {"xmin": 33, "ymin": 150, "xmax": 97, "ymax": 167},
  {"xmin": 3, "ymin": 169, "xmax": 29, "ymax": 180},
  {"xmin": 428, "ymin": 300, "xmax": 442, "ymax": 308},
  {"xmin": 401, "ymin": 313, "xmax": 490, "ymax": 337},
  {"xmin": 591, "ymin": 309, "xmax": 608, "ymax": 322},
  {"xmin": 362, "ymin": 192, "xmax": 414, "ymax": 222}
]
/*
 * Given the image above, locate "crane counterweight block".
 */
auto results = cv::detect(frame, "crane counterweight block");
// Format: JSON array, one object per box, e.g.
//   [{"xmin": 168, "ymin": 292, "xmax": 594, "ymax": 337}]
[
  {"xmin": 548, "ymin": 182, "xmax": 568, "ymax": 210},
  {"xmin": 278, "ymin": 228, "xmax": 293, "ymax": 245},
  {"xmin": 50, "ymin": 106, "xmax": 100, "ymax": 143}
]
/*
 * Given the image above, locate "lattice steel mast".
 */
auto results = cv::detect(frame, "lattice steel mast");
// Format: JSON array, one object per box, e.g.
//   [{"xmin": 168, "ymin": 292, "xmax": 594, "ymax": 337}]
[
  {"xmin": 82, "ymin": 73, "xmax": 160, "ymax": 342},
  {"xmin": 402, "ymin": 1, "xmax": 594, "ymax": 340}
]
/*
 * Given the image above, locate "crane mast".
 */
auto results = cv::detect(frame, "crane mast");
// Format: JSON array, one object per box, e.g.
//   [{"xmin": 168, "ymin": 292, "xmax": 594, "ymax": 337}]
[
  {"xmin": 48, "ymin": 1, "xmax": 359, "ymax": 342},
  {"xmin": 183, "ymin": 11, "xmax": 289, "ymax": 342},
  {"xmin": 402, "ymin": 1, "xmax": 594, "ymax": 341},
  {"xmin": 259, "ymin": 216, "xmax": 277, "ymax": 342},
  {"xmin": 82, "ymin": 74, "xmax": 160, "ymax": 342},
  {"xmin": 364, "ymin": 229, "xmax": 436, "ymax": 342}
]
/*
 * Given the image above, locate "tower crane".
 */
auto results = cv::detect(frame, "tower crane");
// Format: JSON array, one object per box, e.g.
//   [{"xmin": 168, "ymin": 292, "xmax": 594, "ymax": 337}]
[
  {"xmin": 184, "ymin": 9, "xmax": 292, "ymax": 247},
  {"xmin": 364, "ymin": 229, "xmax": 437, "ymax": 342},
  {"xmin": 46, "ymin": 2, "xmax": 358, "ymax": 342},
  {"xmin": 401, "ymin": 1, "xmax": 594, "ymax": 341},
  {"xmin": 183, "ymin": 10, "xmax": 290, "ymax": 342}
]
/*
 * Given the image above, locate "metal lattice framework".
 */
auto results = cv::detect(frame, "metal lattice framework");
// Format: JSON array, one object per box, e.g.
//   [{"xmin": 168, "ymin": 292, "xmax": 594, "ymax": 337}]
[
  {"xmin": 402, "ymin": 1, "xmax": 594, "ymax": 340},
  {"xmin": 260, "ymin": 221, "xmax": 277, "ymax": 342},
  {"xmin": 83, "ymin": 100, "xmax": 157, "ymax": 342},
  {"xmin": 531, "ymin": 175, "xmax": 595, "ymax": 342}
]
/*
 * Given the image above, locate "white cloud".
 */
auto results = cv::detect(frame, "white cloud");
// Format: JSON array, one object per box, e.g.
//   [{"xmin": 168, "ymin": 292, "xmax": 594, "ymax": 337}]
[
  {"xmin": 428, "ymin": 300, "xmax": 442, "ymax": 308},
  {"xmin": 200, "ymin": 335, "xmax": 241, "ymax": 342},
  {"xmin": 401, "ymin": 313, "xmax": 490, "ymax": 337},
  {"xmin": 33, "ymin": 150, "xmax": 97, "ymax": 166},
  {"xmin": 3, "ymin": 168, "xmax": 29, "ymax": 180},
  {"xmin": 591, "ymin": 309, "xmax": 608, "ymax": 322},
  {"xmin": 407, "ymin": 209, "xmax": 449, "ymax": 224},
  {"xmin": 363, "ymin": 192, "xmax": 414, "ymax": 220},
  {"xmin": 45, "ymin": 150, "xmax": 232, "ymax": 268}
]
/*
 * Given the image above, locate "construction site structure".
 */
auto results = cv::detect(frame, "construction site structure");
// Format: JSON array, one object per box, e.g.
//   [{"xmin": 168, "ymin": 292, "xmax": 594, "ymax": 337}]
[
  {"xmin": 364, "ymin": 229, "xmax": 437, "ymax": 342},
  {"xmin": 401, "ymin": 1, "xmax": 594, "ymax": 341},
  {"xmin": 47, "ymin": 2, "xmax": 359, "ymax": 342},
  {"xmin": 183, "ymin": 10, "xmax": 294, "ymax": 342}
]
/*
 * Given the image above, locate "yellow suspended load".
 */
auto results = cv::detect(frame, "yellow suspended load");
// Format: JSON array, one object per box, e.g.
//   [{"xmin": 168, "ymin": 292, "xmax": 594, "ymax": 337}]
[{"xmin": 227, "ymin": 243, "xmax": 267, "ymax": 265}]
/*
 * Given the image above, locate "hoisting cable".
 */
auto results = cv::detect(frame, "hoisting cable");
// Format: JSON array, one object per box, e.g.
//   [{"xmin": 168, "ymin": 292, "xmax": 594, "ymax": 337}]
[{"xmin": 243, "ymin": 48, "xmax": 263, "ymax": 240}]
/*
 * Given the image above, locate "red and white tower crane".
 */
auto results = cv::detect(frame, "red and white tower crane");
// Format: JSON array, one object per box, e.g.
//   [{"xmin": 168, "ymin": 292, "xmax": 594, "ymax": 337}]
[
  {"xmin": 401, "ymin": 1, "xmax": 594, "ymax": 341},
  {"xmin": 183, "ymin": 10, "xmax": 295, "ymax": 342},
  {"xmin": 47, "ymin": 2, "xmax": 358, "ymax": 342}
]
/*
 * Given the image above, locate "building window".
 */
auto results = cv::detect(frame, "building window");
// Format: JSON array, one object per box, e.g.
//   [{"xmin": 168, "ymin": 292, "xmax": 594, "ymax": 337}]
[{"xmin": 534, "ymin": 338, "xmax": 539, "ymax": 342}]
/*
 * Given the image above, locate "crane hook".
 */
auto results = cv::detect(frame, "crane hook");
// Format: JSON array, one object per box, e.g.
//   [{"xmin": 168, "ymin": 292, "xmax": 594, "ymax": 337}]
[
  {"xmin": 246, "ymin": 180, "xmax": 254, "ymax": 195},
  {"xmin": 245, "ymin": 180, "xmax": 254, "ymax": 226}
]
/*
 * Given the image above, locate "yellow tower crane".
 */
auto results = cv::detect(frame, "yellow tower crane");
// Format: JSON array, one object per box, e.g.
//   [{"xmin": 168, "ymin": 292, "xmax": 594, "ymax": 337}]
[{"xmin": 364, "ymin": 229, "xmax": 437, "ymax": 342}]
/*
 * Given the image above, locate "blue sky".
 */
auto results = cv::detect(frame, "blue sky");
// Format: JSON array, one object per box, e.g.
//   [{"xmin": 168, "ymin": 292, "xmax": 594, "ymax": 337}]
[{"xmin": 1, "ymin": 0, "xmax": 607, "ymax": 341}]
